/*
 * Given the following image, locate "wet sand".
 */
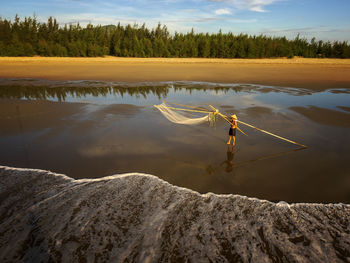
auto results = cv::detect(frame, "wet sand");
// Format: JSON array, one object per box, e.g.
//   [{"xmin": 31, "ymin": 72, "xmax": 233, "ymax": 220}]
[
  {"xmin": 291, "ymin": 106, "xmax": 350, "ymax": 128},
  {"xmin": 1, "ymin": 57, "xmax": 350, "ymax": 90}
]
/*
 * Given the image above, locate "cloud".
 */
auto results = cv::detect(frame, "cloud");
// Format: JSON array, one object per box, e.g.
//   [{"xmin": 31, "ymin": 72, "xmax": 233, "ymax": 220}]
[
  {"xmin": 260, "ymin": 26, "xmax": 350, "ymax": 35},
  {"xmin": 215, "ymin": 8, "xmax": 231, "ymax": 15},
  {"xmin": 208, "ymin": 0, "xmax": 281, "ymax": 12},
  {"xmin": 78, "ymin": 140, "xmax": 167, "ymax": 157},
  {"xmin": 259, "ymin": 26, "xmax": 350, "ymax": 41}
]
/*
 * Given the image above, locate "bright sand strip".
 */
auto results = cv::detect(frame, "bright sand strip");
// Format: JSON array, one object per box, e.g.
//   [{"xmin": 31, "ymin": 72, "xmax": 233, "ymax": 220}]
[{"xmin": 1, "ymin": 57, "xmax": 350, "ymax": 90}]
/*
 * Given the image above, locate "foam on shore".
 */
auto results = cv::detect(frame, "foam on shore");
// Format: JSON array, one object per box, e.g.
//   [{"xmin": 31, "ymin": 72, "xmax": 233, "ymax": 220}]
[{"xmin": 0, "ymin": 165, "xmax": 349, "ymax": 262}]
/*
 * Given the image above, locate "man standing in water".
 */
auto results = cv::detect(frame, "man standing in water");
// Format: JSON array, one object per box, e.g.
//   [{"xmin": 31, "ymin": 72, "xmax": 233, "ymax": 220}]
[{"xmin": 227, "ymin": 114, "xmax": 237, "ymax": 145}]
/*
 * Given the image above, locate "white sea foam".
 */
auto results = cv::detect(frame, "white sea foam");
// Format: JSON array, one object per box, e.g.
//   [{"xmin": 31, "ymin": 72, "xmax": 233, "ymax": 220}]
[{"xmin": 0, "ymin": 165, "xmax": 349, "ymax": 262}]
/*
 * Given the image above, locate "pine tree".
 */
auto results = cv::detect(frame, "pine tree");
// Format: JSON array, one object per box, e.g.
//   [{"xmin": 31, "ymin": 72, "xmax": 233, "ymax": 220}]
[{"xmin": 1, "ymin": 14, "xmax": 349, "ymax": 58}]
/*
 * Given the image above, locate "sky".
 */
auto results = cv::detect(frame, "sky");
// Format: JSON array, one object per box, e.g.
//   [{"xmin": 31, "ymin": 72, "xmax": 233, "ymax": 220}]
[{"xmin": 1, "ymin": 0, "xmax": 350, "ymax": 41}]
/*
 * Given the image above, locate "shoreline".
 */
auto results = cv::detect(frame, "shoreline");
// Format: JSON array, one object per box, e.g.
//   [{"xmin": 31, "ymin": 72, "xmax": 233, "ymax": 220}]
[
  {"xmin": 1, "ymin": 57, "xmax": 350, "ymax": 90},
  {"xmin": 2, "ymin": 56, "xmax": 350, "ymax": 64}
]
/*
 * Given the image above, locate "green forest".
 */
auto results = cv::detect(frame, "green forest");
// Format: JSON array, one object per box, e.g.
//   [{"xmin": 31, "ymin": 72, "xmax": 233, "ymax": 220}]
[{"xmin": 1, "ymin": 15, "xmax": 349, "ymax": 58}]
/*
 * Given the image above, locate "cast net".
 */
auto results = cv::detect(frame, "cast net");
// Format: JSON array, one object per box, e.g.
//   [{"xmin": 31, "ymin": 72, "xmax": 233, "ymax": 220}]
[{"xmin": 154, "ymin": 102, "xmax": 211, "ymax": 125}]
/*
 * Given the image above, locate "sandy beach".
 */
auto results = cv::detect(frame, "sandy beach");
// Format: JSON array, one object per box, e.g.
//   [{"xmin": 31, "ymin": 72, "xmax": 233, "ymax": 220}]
[{"xmin": 1, "ymin": 57, "xmax": 350, "ymax": 90}]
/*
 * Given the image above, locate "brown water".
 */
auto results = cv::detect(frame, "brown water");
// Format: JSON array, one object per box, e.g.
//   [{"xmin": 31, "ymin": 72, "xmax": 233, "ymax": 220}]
[{"xmin": 0, "ymin": 80, "xmax": 349, "ymax": 203}]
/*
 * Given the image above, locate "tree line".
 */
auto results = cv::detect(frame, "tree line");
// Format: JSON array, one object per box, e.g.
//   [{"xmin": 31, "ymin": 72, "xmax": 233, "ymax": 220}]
[{"xmin": 1, "ymin": 15, "xmax": 349, "ymax": 58}]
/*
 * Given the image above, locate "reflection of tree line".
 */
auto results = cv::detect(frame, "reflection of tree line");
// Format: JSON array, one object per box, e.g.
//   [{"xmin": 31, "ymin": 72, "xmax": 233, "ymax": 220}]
[{"xmin": 0, "ymin": 85, "xmax": 245, "ymax": 101}]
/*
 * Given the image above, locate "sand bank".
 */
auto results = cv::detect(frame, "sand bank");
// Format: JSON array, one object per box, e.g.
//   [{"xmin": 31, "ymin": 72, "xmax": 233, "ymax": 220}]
[{"xmin": 1, "ymin": 57, "xmax": 350, "ymax": 90}]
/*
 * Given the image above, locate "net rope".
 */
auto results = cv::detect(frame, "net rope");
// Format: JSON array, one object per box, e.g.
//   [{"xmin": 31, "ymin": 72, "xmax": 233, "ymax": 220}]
[{"xmin": 155, "ymin": 102, "xmax": 209, "ymax": 125}]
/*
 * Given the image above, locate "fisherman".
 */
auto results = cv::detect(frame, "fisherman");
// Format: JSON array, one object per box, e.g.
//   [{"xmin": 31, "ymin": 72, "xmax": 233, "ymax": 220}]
[{"xmin": 227, "ymin": 114, "xmax": 237, "ymax": 145}]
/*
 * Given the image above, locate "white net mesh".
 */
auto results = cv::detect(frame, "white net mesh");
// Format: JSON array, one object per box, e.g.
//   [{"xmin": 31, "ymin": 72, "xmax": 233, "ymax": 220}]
[{"xmin": 154, "ymin": 102, "xmax": 209, "ymax": 125}]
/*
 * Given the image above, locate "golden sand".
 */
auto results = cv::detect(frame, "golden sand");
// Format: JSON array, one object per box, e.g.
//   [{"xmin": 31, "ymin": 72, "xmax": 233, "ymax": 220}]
[{"xmin": 1, "ymin": 57, "xmax": 350, "ymax": 90}]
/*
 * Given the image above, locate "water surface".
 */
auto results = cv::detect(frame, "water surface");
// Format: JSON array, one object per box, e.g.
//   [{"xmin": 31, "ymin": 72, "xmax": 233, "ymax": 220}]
[{"xmin": 1, "ymin": 80, "xmax": 349, "ymax": 203}]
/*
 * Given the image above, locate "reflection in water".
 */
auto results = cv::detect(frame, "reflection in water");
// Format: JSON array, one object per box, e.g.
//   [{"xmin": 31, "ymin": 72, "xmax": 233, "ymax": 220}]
[
  {"xmin": 232, "ymin": 147, "xmax": 307, "ymax": 169},
  {"xmin": 0, "ymin": 85, "xmax": 170, "ymax": 101},
  {"xmin": 221, "ymin": 145, "xmax": 236, "ymax": 173},
  {"xmin": 0, "ymin": 82, "xmax": 250, "ymax": 101},
  {"xmin": 212, "ymin": 145, "xmax": 306, "ymax": 178},
  {"xmin": 15, "ymin": 105, "xmax": 30, "ymax": 167},
  {"xmin": 0, "ymin": 81, "xmax": 350, "ymax": 203},
  {"xmin": 0, "ymin": 79, "xmax": 328, "ymax": 102}
]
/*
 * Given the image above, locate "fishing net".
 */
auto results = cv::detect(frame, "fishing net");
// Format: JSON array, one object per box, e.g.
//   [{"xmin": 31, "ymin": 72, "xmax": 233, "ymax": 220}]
[
  {"xmin": 154, "ymin": 102, "xmax": 307, "ymax": 147},
  {"xmin": 154, "ymin": 102, "xmax": 211, "ymax": 125}
]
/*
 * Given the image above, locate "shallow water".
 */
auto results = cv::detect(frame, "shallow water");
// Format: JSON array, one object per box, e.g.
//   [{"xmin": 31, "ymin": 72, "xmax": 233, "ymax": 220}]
[{"xmin": 0, "ymin": 79, "xmax": 349, "ymax": 203}]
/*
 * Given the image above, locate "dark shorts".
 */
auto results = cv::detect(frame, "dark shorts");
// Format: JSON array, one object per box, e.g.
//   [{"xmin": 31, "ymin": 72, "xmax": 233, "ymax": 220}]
[{"xmin": 229, "ymin": 128, "xmax": 236, "ymax": 136}]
